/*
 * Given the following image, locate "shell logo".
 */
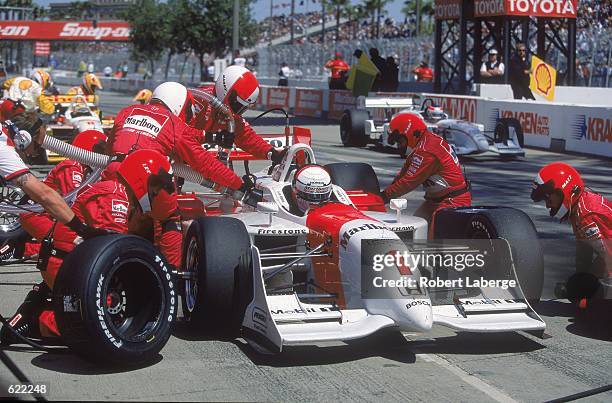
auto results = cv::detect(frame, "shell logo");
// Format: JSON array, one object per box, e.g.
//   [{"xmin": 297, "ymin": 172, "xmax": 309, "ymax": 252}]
[{"xmin": 534, "ymin": 63, "xmax": 553, "ymax": 96}]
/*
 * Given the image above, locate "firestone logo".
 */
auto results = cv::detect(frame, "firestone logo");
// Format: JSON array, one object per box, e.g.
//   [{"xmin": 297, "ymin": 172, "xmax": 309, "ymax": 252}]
[{"xmin": 571, "ymin": 115, "xmax": 612, "ymax": 143}]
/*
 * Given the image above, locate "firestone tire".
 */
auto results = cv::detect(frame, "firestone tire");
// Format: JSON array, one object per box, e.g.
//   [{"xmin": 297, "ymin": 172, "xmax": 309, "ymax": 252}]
[
  {"xmin": 182, "ymin": 216, "xmax": 252, "ymax": 336},
  {"xmin": 495, "ymin": 118, "xmax": 524, "ymax": 148},
  {"xmin": 433, "ymin": 206, "xmax": 544, "ymax": 303},
  {"xmin": 53, "ymin": 235, "xmax": 176, "ymax": 366},
  {"xmin": 340, "ymin": 109, "xmax": 369, "ymax": 147}
]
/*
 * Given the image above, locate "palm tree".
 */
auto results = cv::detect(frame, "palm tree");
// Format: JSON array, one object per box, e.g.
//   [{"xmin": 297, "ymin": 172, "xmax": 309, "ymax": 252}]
[
  {"xmin": 402, "ymin": 0, "xmax": 434, "ymax": 36},
  {"xmin": 329, "ymin": 0, "xmax": 348, "ymax": 43}
]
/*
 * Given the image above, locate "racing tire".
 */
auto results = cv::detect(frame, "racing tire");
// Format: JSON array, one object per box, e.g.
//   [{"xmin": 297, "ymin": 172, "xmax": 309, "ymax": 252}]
[
  {"xmin": 494, "ymin": 118, "xmax": 524, "ymax": 148},
  {"xmin": 52, "ymin": 235, "xmax": 176, "ymax": 366},
  {"xmin": 340, "ymin": 109, "xmax": 369, "ymax": 147},
  {"xmin": 182, "ymin": 216, "xmax": 252, "ymax": 336},
  {"xmin": 325, "ymin": 162, "xmax": 381, "ymax": 195},
  {"xmin": 0, "ymin": 227, "xmax": 28, "ymax": 261},
  {"xmin": 433, "ymin": 207, "xmax": 544, "ymax": 302}
]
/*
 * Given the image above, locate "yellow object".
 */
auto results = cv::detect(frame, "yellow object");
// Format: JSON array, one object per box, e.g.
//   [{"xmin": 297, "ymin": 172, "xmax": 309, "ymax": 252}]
[
  {"xmin": 37, "ymin": 95, "xmax": 55, "ymax": 115},
  {"xmin": 133, "ymin": 89, "xmax": 153, "ymax": 104},
  {"xmin": 2, "ymin": 78, "xmax": 14, "ymax": 90},
  {"xmin": 530, "ymin": 55, "xmax": 556, "ymax": 101},
  {"xmin": 345, "ymin": 53, "xmax": 380, "ymax": 97}
]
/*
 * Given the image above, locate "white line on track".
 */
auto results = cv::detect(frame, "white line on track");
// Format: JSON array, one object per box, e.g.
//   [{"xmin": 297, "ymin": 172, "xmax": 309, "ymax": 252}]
[{"xmin": 413, "ymin": 349, "xmax": 518, "ymax": 403}]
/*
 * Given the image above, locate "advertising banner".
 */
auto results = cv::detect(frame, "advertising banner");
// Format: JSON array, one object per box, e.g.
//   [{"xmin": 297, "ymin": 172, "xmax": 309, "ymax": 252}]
[
  {"xmin": 566, "ymin": 108, "xmax": 612, "ymax": 157},
  {"xmin": 34, "ymin": 41, "xmax": 50, "ymax": 56},
  {"xmin": 473, "ymin": 0, "xmax": 578, "ymax": 18},
  {"xmin": 266, "ymin": 87, "xmax": 290, "ymax": 109},
  {"xmin": 328, "ymin": 90, "xmax": 356, "ymax": 119},
  {"xmin": 530, "ymin": 55, "xmax": 557, "ymax": 101},
  {"xmin": 294, "ymin": 88, "xmax": 323, "ymax": 117},
  {"xmin": 434, "ymin": 0, "xmax": 462, "ymax": 19},
  {"xmin": 0, "ymin": 21, "xmax": 131, "ymax": 41}
]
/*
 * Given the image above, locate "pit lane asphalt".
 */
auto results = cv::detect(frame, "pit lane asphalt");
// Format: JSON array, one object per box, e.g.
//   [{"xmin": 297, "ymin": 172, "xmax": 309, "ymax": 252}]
[{"xmin": 1, "ymin": 91, "xmax": 610, "ymax": 401}]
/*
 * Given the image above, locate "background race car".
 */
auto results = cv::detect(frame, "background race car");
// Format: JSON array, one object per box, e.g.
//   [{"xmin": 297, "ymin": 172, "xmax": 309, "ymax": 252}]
[{"xmin": 340, "ymin": 96, "xmax": 525, "ymax": 158}]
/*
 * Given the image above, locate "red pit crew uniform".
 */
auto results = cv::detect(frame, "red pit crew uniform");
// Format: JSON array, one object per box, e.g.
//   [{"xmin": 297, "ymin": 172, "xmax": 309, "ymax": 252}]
[
  {"xmin": 383, "ymin": 131, "xmax": 471, "ymax": 235},
  {"xmin": 570, "ymin": 190, "xmax": 612, "ymax": 276},
  {"xmin": 191, "ymin": 85, "xmax": 272, "ymax": 159},
  {"xmin": 35, "ymin": 181, "xmax": 129, "ymax": 336},
  {"xmin": 20, "ymin": 160, "xmax": 86, "ymax": 256},
  {"xmin": 107, "ymin": 103, "xmax": 243, "ymax": 267}
]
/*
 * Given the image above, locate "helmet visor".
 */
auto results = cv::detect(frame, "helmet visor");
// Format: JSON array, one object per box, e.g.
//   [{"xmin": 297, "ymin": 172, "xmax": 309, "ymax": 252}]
[
  {"xmin": 295, "ymin": 188, "xmax": 331, "ymax": 204},
  {"xmin": 227, "ymin": 90, "xmax": 251, "ymax": 115}
]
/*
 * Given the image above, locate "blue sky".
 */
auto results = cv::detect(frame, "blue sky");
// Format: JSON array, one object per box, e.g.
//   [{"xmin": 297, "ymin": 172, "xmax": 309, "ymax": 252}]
[{"xmin": 33, "ymin": 0, "xmax": 406, "ymax": 22}]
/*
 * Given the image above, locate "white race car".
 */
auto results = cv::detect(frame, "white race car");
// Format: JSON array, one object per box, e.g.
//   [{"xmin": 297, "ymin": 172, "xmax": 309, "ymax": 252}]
[
  {"xmin": 181, "ymin": 143, "xmax": 545, "ymax": 354},
  {"xmin": 340, "ymin": 96, "xmax": 525, "ymax": 158}
]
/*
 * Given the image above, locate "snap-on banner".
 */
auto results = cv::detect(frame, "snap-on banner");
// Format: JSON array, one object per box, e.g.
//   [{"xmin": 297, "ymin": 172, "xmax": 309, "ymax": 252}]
[
  {"xmin": 0, "ymin": 21, "xmax": 131, "ymax": 41},
  {"xmin": 294, "ymin": 88, "xmax": 323, "ymax": 117}
]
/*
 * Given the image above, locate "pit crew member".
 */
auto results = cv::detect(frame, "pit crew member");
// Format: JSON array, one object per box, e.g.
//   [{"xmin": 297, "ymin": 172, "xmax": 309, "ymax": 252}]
[
  {"xmin": 289, "ymin": 164, "xmax": 333, "ymax": 216},
  {"xmin": 381, "ymin": 113, "xmax": 471, "ymax": 236},
  {"xmin": 0, "ymin": 149, "xmax": 175, "ymax": 344},
  {"xmin": 68, "ymin": 72, "xmax": 103, "ymax": 95},
  {"xmin": 531, "ymin": 162, "xmax": 611, "ymax": 300},
  {"xmin": 107, "ymin": 81, "xmax": 254, "ymax": 268},
  {"xmin": 324, "ymin": 52, "xmax": 350, "ymax": 90},
  {"xmin": 1, "ymin": 77, "xmax": 55, "ymax": 120},
  {"xmin": 133, "ymin": 89, "xmax": 153, "ymax": 104},
  {"xmin": 20, "ymin": 129, "xmax": 108, "ymax": 257},
  {"xmin": 191, "ymin": 66, "xmax": 285, "ymax": 164}
]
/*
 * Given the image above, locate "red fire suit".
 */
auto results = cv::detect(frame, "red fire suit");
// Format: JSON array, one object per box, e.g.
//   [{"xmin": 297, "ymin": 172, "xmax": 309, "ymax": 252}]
[
  {"xmin": 325, "ymin": 58, "xmax": 350, "ymax": 79},
  {"xmin": 20, "ymin": 160, "xmax": 87, "ymax": 256},
  {"xmin": 37, "ymin": 180, "xmax": 130, "ymax": 336},
  {"xmin": 107, "ymin": 103, "xmax": 243, "ymax": 268},
  {"xmin": 0, "ymin": 99, "xmax": 25, "ymax": 121},
  {"xmin": 383, "ymin": 131, "xmax": 471, "ymax": 236},
  {"xmin": 191, "ymin": 86, "xmax": 273, "ymax": 159},
  {"xmin": 570, "ymin": 190, "xmax": 612, "ymax": 276}
]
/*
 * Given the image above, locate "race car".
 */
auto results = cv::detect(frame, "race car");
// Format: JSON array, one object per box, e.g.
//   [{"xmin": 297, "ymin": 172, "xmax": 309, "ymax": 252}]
[
  {"xmin": 340, "ymin": 96, "xmax": 525, "ymax": 158},
  {"xmin": 0, "ymin": 126, "xmax": 544, "ymax": 365},
  {"xmin": 44, "ymin": 94, "xmax": 114, "ymax": 163}
]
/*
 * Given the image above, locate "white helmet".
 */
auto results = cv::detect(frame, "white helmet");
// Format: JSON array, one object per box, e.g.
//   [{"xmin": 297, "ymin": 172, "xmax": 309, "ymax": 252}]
[
  {"xmin": 292, "ymin": 165, "xmax": 332, "ymax": 214},
  {"xmin": 152, "ymin": 82, "xmax": 194, "ymax": 123},
  {"xmin": 30, "ymin": 69, "xmax": 52, "ymax": 90},
  {"xmin": 424, "ymin": 105, "xmax": 446, "ymax": 123},
  {"xmin": 214, "ymin": 66, "xmax": 259, "ymax": 115}
]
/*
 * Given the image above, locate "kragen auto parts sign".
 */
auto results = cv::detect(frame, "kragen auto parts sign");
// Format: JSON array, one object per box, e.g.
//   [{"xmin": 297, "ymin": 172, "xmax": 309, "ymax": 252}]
[{"xmin": 0, "ymin": 21, "xmax": 131, "ymax": 41}]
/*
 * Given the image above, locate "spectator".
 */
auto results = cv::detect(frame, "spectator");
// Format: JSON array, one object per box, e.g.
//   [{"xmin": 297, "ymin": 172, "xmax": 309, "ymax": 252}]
[
  {"xmin": 121, "ymin": 61, "xmax": 129, "ymax": 78},
  {"xmin": 369, "ymin": 48, "xmax": 386, "ymax": 91},
  {"xmin": 278, "ymin": 62, "xmax": 291, "ymax": 86},
  {"xmin": 508, "ymin": 42, "xmax": 535, "ymax": 100},
  {"xmin": 233, "ymin": 50, "xmax": 246, "ymax": 67},
  {"xmin": 324, "ymin": 52, "xmax": 350, "ymax": 90},
  {"xmin": 413, "ymin": 61, "xmax": 434, "ymax": 82},
  {"xmin": 103, "ymin": 66, "xmax": 112, "ymax": 77},
  {"xmin": 87, "ymin": 62, "xmax": 94, "ymax": 73},
  {"xmin": 0, "ymin": 61, "xmax": 6, "ymax": 79},
  {"xmin": 382, "ymin": 56, "xmax": 399, "ymax": 92},
  {"xmin": 480, "ymin": 49, "xmax": 505, "ymax": 84}
]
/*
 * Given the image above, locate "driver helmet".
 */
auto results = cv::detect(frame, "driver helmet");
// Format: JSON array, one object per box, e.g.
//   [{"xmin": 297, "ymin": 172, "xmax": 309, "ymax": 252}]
[
  {"xmin": 72, "ymin": 129, "xmax": 107, "ymax": 154},
  {"xmin": 117, "ymin": 149, "xmax": 177, "ymax": 221},
  {"xmin": 424, "ymin": 105, "xmax": 445, "ymax": 123},
  {"xmin": 30, "ymin": 69, "xmax": 52, "ymax": 90},
  {"xmin": 83, "ymin": 73, "xmax": 103, "ymax": 94},
  {"xmin": 133, "ymin": 89, "xmax": 153, "ymax": 104},
  {"xmin": 214, "ymin": 66, "xmax": 259, "ymax": 115},
  {"xmin": 388, "ymin": 112, "xmax": 428, "ymax": 149},
  {"xmin": 531, "ymin": 162, "xmax": 584, "ymax": 218},
  {"xmin": 151, "ymin": 82, "xmax": 195, "ymax": 123},
  {"xmin": 291, "ymin": 164, "xmax": 332, "ymax": 214}
]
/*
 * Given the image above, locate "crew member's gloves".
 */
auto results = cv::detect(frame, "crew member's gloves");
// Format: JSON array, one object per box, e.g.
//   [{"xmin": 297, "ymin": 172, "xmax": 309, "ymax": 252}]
[
  {"xmin": 239, "ymin": 174, "xmax": 263, "ymax": 208},
  {"xmin": 380, "ymin": 190, "xmax": 390, "ymax": 204},
  {"xmin": 268, "ymin": 147, "xmax": 288, "ymax": 165},
  {"xmin": 216, "ymin": 130, "xmax": 235, "ymax": 149},
  {"xmin": 67, "ymin": 216, "xmax": 115, "ymax": 239}
]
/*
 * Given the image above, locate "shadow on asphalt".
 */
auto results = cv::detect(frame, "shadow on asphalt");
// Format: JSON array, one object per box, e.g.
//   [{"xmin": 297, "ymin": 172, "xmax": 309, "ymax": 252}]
[
  {"xmin": 30, "ymin": 351, "xmax": 164, "ymax": 375},
  {"xmin": 565, "ymin": 300, "xmax": 612, "ymax": 342},
  {"xmin": 535, "ymin": 300, "xmax": 576, "ymax": 318},
  {"xmin": 248, "ymin": 115, "xmax": 336, "ymax": 127},
  {"xmin": 410, "ymin": 331, "xmax": 545, "ymax": 355},
  {"xmin": 234, "ymin": 329, "xmax": 417, "ymax": 367}
]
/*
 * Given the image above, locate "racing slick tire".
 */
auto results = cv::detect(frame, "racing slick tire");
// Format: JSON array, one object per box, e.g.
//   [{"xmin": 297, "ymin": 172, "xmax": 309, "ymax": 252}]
[
  {"xmin": 0, "ymin": 226, "xmax": 28, "ymax": 261},
  {"xmin": 182, "ymin": 216, "xmax": 252, "ymax": 336},
  {"xmin": 433, "ymin": 207, "xmax": 544, "ymax": 303},
  {"xmin": 340, "ymin": 109, "xmax": 369, "ymax": 147},
  {"xmin": 325, "ymin": 162, "xmax": 381, "ymax": 195},
  {"xmin": 495, "ymin": 118, "xmax": 524, "ymax": 148},
  {"xmin": 52, "ymin": 235, "xmax": 176, "ymax": 366}
]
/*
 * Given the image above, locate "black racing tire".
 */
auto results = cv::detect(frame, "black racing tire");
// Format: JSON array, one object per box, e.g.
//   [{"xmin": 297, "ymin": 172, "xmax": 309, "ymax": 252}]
[
  {"xmin": 494, "ymin": 118, "xmax": 524, "ymax": 148},
  {"xmin": 433, "ymin": 207, "xmax": 544, "ymax": 302},
  {"xmin": 53, "ymin": 235, "xmax": 176, "ymax": 366},
  {"xmin": 325, "ymin": 162, "xmax": 381, "ymax": 195},
  {"xmin": 0, "ymin": 227, "xmax": 28, "ymax": 261},
  {"xmin": 340, "ymin": 109, "xmax": 369, "ymax": 147},
  {"xmin": 182, "ymin": 216, "xmax": 252, "ymax": 335}
]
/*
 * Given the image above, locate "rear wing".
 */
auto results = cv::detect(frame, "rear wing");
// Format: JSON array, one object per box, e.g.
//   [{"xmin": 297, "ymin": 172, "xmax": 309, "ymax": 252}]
[
  {"xmin": 209, "ymin": 126, "xmax": 312, "ymax": 161},
  {"xmin": 42, "ymin": 94, "xmax": 98, "ymax": 108},
  {"xmin": 359, "ymin": 96, "xmax": 416, "ymax": 110}
]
